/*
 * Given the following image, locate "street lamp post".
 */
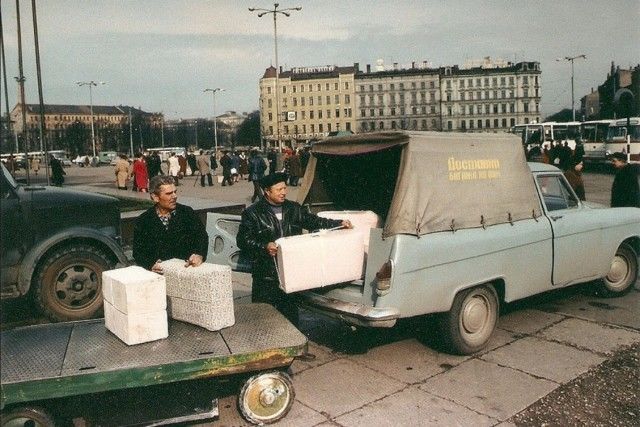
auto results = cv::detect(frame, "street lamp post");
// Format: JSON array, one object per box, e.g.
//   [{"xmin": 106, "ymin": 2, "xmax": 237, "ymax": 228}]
[
  {"xmin": 204, "ymin": 88, "xmax": 225, "ymax": 153},
  {"xmin": 556, "ymin": 55, "xmax": 586, "ymax": 121},
  {"xmin": 76, "ymin": 80, "xmax": 105, "ymax": 158},
  {"xmin": 249, "ymin": 3, "xmax": 301, "ymax": 151}
]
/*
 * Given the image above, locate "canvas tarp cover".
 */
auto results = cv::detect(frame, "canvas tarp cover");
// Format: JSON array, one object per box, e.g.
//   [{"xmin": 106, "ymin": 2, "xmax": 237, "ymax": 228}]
[{"xmin": 298, "ymin": 131, "xmax": 542, "ymax": 237}]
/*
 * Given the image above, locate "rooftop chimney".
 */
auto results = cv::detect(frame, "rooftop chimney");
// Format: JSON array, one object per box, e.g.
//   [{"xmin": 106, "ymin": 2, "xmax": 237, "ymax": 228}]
[
  {"xmin": 366, "ymin": 64, "xmax": 371, "ymax": 73},
  {"xmin": 353, "ymin": 62, "xmax": 359, "ymax": 72}
]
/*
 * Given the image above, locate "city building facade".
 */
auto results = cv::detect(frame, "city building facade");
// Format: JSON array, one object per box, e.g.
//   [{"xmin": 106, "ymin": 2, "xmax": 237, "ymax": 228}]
[
  {"xmin": 259, "ymin": 58, "xmax": 541, "ymax": 146},
  {"xmin": 596, "ymin": 62, "xmax": 640, "ymax": 119},
  {"xmin": 8, "ymin": 103, "xmax": 160, "ymax": 153}
]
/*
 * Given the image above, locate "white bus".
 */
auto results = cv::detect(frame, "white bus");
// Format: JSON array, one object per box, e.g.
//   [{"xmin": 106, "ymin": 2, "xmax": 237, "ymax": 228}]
[
  {"xmin": 540, "ymin": 121, "xmax": 581, "ymax": 150},
  {"xmin": 581, "ymin": 119, "xmax": 615, "ymax": 164},
  {"xmin": 605, "ymin": 117, "xmax": 640, "ymax": 162}
]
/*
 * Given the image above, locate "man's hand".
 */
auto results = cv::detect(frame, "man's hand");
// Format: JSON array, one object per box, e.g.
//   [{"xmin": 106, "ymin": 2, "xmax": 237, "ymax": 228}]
[
  {"xmin": 342, "ymin": 219, "xmax": 353, "ymax": 229},
  {"xmin": 266, "ymin": 242, "xmax": 278, "ymax": 257},
  {"xmin": 151, "ymin": 259, "xmax": 163, "ymax": 274},
  {"xmin": 185, "ymin": 254, "xmax": 204, "ymax": 267}
]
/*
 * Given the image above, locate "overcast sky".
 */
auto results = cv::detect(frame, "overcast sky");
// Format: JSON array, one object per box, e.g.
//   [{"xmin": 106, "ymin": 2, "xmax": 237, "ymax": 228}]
[{"xmin": 2, "ymin": 0, "xmax": 639, "ymax": 120}]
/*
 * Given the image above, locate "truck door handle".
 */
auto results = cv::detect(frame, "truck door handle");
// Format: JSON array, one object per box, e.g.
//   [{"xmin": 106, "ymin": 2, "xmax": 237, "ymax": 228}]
[{"xmin": 550, "ymin": 215, "xmax": 563, "ymax": 221}]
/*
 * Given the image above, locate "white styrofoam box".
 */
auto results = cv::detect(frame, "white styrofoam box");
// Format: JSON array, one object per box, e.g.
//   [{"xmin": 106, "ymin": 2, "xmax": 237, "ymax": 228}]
[
  {"xmin": 275, "ymin": 229, "xmax": 364, "ymax": 293},
  {"xmin": 104, "ymin": 300, "xmax": 168, "ymax": 345},
  {"xmin": 160, "ymin": 259, "xmax": 235, "ymax": 331},
  {"xmin": 167, "ymin": 297, "xmax": 235, "ymax": 331},
  {"xmin": 102, "ymin": 266, "xmax": 166, "ymax": 314},
  {"xmin": 317, "ymin": 210, "xmax": 382, "ymax": 252}
]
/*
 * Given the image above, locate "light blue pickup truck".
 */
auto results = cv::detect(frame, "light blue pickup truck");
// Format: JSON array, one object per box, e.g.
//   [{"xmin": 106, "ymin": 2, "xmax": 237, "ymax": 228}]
[{"xmin": 209, "ymin": 131, "xmax": 639, "ymax": 355}]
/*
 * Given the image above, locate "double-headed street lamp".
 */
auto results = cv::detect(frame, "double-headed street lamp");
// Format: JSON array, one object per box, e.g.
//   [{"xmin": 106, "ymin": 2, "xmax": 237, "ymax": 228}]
[
  {"xmin": 249, "ymin": 3, "xmax": 301, "ymax": 151},
  {"xmin": 76, "ymin": 80, "xmax": 105, "ymax": 158},
  {"xmin": 204, "ymin": 88, "xmax": 225, "ymax": 153},
  {"xmin": 556, "ymin": 55, "xmax": 586, "ymax": 121}
]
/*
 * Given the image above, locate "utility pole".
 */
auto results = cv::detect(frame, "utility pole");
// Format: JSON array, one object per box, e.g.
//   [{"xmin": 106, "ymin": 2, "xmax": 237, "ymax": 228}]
[
  {"xmin": 15, "ymin": 0, "xmax": 30, "ymax": 184},
  {"xmin": 249, "ymin": 3, "xmax": 301, "ymax": 151},
  {"xmin": 556, "ymin": 55, "xmax": 586, "ymax": 121}
]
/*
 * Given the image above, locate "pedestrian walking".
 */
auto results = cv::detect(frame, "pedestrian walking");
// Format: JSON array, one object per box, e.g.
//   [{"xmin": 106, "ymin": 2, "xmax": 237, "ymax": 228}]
[
  {"xmin": 131, "ymin": 152, "xmax": 150, "ymax": 193},
  {"xmin": 287, "ymin": 150, "xmax": 302, "ymax": 186},
  {"xmin": 197, "ymin": 150, "xmax": 214, "ymax": 187},
  {"xmin": 267, "ymin": 149, "xmax": 277, "ymax": 175},
  {"xmin": 609, "ymin": 152, "xmax": 640, "ymax": 208},
  {"xmin": 248, "ymin": 149, "xmax": 266, "ymax": 203},
  {"xmin": 31, "ymin": 156, "xmax": 40, "ymax": 176},
  {"xmin": 187, "ymin": 152, "xmax": 197, "ymax": 176},
  {"xmin": 231, "ymin": 152, "xmax": 241, "ymax": 183},
  {"xmin": 219, "ymin": 150, "xmax": 234, "ymax": 186},
  {"xmin": 147, "ymin": 151, "xmax": 162, "ymax": 177},
  {"xmin": 167, "ymin": 152, "xmax": 180, "ymax": 182},
  {"xmin": 50, "ymin": 155, "xmax": 66, "ymax": 186},
  {"xmin": 239, "ymin": 151, "xmax": 249, "ymax": 180},
  {"xmin": 114, "ymin": 153, "xmax": 130, "ymax": 190}
]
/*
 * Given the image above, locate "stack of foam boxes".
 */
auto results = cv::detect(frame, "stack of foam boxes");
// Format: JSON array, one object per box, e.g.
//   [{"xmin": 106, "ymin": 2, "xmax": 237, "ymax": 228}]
[
  {"xmin": 275, "ymin": 228, "xmax": 364, "ymax": 293},
  {"xmin": 161, "ymin": 259, "xmax": 235, "ymax": 331},
  {"xmin": 102, "ymin": 266, "xmax": 168, "ymax": 345}
]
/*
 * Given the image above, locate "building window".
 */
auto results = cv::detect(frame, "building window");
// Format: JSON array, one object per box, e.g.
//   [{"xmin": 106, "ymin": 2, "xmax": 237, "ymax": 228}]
[
  {"xmin": 310, "ymin": 124, "xmax": 315, "ymax": 133},
  {"xmin": 447, "ymin": 121, "xmax": 452, "ymax": 130},
  {"xmin": 485, "ymin": 119, "xmax": 490, "ymax": 128},
  {"xmin": 421, "ymin": 81, "xmax": 426, "ymax": 89},
  {"xmin": 309, "ymin": 97, "xmax": 314, "ymax": 106},
  {"xmin": 345, "ymin": 94, "xmax": 351, "ymax": 104},
  {"xmin": 412, "ymin": 106, "xmax": 417, "ymax": 115},
  {"xmin": 379, "ymin": 121, "xmax": 384, "ymax": 130},
  {"xmin": 361, "ymin": 109, "xmax": 366, "ymax": 117},
  {"xmin": 319, "ymin": 123, "xmax": 324, "ymax": 132},
  {"xmin": 319, "ymin": 110, "xmax": 323, "ymax": 119},
  {"xmin": 267, "ymin": 87, "xmax": 272, "ymax": 94},
  {"xmin": 391, "ymin": 108, "xmax": 396, "ymax": 116},
  {"xmin": 268, "ymin": 113, "xmax": 273, "ymax": 121},
  {"xmin": 461, "ymin": 120, "xmax": 466, "ymax": 130},
  {"xmin": 317, "ymin": 84, "xmax": 321, "ymax": 91},
  {"xmin": 510, "ymin": 103, "xmax": 515, "ymax": 113},
  {"xmin": 370, "ymin": 109, "xmax": 375, "ymax": 116},
  {"xmin": 502, "ymin": 118, "xmax": 508, "ymax": 127},
  {"xmin": 326, "ymin": 83, "xmax": 330, "ymax": 90},
  {"xmin": 300, "ymin": 85, "xmax": 304, "ymax": 92},
  {"xmin": 284, "ymin": 125, "xmax": 289, "ymax": 134},
  {"xmin": 494, "ymin": 119, "xmax": 499, "ymax": 128},
  {"xmin": 510, "ymin": 118, "xmax": 515, "ymax": 127},
  {"xmin": 344, "ymin": 82, "xmax": 349, "ymax": 90},
  {"xmin": 334, "ymin": 83, "xmax": 338, "ymax": 90},
  {"xmin": 421, "ymin": 119, "xmax": 427, "ymax": 129},
  {"xmin": 302, "ymin": 124, "xmax": 307, "ymax": 133},
  {"xmin": 310, "ymin": 111, "xmax": 314, "ymax": 119},
  {"xmin": 379, "ymin": 108, "xmax": 383, "ymax": 116},
  {"xmin": 346, "ymin": 122, "xmax": 351, "ymax": 131},
  {"xmin": 282, "ymin": 86, "xmax": 286, "ymax": 93},
  {"xmin": 390, "ymin": 83, "xmax": 395, "ymax": 90},
  {"xmin": 308, "ymin": 84, "xmax": 313, "ymax": 91},
  {"xmin": 523, "ymin": 103, "xmax": 529, "ymax": 113},
  {"xmin": 335, "ymin": 109, "xmax": 340, "ymax": 118},
  {"xmin": 391, "ymin": 121, "xmax": 397, "ymax": 129}
]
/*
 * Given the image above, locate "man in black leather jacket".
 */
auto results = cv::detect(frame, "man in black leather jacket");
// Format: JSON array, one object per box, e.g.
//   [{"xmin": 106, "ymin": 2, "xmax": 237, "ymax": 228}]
[{"xmin": 237, "ymin": 172, "xmax": 351, "ymax": 325}]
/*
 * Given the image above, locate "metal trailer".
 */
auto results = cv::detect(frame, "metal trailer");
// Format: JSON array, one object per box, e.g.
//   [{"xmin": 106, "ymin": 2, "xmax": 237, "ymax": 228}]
[{"xmin": 0, "ymin": 304, "xmax": 307, "ymax": 425}]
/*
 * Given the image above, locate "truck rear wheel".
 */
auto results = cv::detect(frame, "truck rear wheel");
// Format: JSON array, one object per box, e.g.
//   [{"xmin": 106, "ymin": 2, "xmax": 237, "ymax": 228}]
[
  {"xmin": 33, "ymin": 244, "xmax": 114, "ymax": 322},
  {"xmin": 595, "ymin": 243, "xmax": 638, "ymax": 297},
  {"xmin": 238, "ymin": 371, "xmax": 295, "ymax": 425},
  {"xmin": 1, "ymin": 406, "xmax": 55, "ymax": 427},
  {"xmin": 439, "ymin": 285, "xmax": 499, "ymax": 355}
]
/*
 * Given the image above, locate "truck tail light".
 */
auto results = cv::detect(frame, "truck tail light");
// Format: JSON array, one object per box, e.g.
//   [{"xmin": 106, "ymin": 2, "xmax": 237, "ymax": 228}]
[{"xmin": 375, "ymin": 260, "xmax": 393, "ymax": 295}]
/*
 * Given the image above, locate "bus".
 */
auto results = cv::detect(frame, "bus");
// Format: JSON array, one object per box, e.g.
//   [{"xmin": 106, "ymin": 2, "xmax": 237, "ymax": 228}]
[
  {"xmin": 581, "ymin": 119, "xmax": 615, "ymax": 165},
  {"xmin": 146, "ymin": 147, "xmax": 186, "ymax": 162},
  {"xmin": 540, "ymin": 121, "xmax": 581, "ymax": 150},
  {"xmin": 605, "ymin": 117, "xmax": 640, "ymax": 162}
]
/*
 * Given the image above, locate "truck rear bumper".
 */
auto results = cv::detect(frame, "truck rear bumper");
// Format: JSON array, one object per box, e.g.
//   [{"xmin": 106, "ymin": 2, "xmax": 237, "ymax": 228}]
[{"xmin": 298, "ymin": 292, "xmax": 399, "ymax": 328}]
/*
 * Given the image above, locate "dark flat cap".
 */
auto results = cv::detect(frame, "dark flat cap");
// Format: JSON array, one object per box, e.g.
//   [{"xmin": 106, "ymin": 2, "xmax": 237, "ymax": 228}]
[
  {"xmin": 260, "ymin": 172, "xmax": 288, "ymax": 189},
  {"xmin": 607, "ymin": 152, "xmax": 628, "ymax": 161}
]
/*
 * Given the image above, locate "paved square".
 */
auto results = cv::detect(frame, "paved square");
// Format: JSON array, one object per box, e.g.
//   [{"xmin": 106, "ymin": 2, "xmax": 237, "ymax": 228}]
[
  {"xmin": 498, "ymin": 309, "xmax": 565, "ymax": 335},
  {"xmin": 419, "ymin": 358, "xmax": 557, "ymax": 420},
  {"xmin": 538, "ymin": 318, "xmax": 640, "ymax": 355},
  {"xmin": 293, "ymin": 358, "xmax": 405, "ymax": 418},
  {"xmin": 335, "ymin": 386, "xmax": 495, "ymax": 426},
  {"xmin": 481, "ymin": 336, "xmax": 605, "ymax": 382}
]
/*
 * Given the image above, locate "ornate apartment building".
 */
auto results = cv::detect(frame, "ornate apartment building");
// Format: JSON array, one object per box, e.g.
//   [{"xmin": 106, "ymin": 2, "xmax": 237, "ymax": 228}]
[{"xmin": 258, "ymin": 58, "xmax": 541, "ymax": 145}]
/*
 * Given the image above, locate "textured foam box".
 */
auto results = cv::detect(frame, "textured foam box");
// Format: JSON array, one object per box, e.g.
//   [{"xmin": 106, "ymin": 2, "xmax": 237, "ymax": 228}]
[
  {"xmin": 160, "ymin": 259, "xmax": 235, "ymax": 331},
  {"xmin": 102, "ymin": 266, "xmax": 166, "ymax": 314},
  {"xmin": 317, "ymin": 210, "xmax": 382, "ymax": 252},
  {"xmin": 275, "ymin": 229, "xmax": 365, "ymax": 293},
  {"xmin": 104, "ymin": 300, "xmax": 168, "ymax": 345}
]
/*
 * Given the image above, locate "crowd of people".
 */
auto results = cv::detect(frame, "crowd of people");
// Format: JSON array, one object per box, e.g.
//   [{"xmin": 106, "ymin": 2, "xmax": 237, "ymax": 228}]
[{"xmin": 110, "ymin": 146, "xmax": 311, "ymax": 194}]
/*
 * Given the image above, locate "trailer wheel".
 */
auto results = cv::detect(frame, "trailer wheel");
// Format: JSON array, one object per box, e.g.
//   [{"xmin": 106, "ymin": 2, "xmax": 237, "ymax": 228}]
[
  {"xmin": 1, "ymin": 406, "xmax": 55, "ymax": 427},
  {"xmin": 238, "ymin": 371, "xmax": 295, "ymax": 425},
  {"xmin": 595, "ymin": 243, "xmax": 638, "ymax": 297},
  {"xmin": 33, "ymin": 244, "xmax": 114, "ymax": 322},
  {"xmin": 438, "ymin": 285, "xmax": 499, "ymax": 355}
]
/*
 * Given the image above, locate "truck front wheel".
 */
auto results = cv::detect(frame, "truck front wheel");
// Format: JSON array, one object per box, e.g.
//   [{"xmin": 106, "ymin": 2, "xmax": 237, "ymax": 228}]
[
  {"xmin": 596, "ymin": 243, "xmax": 638, "ymax": 297},
  {"xmin": 33, "ymin": 244, "xmax": 114, "ymax": 322},
  {"xmin": 439, "ymin": 285, "xmax": 499, "ymax": 355}
]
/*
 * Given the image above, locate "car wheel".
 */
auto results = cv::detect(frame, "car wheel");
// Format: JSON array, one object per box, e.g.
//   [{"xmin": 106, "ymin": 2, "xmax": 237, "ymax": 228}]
[
  {"xmin": 238, "ymin": 371, "xmax": 295, "ymax": 425},
  {"xmin": 1, "ymin": 406, "xmax": 55, "ymax": 427},
  {"xmin": 438, "ymin": 285, "xmax": 499, "ymax": 355},
  {"xmin": 34, "ymin": 244, "xmax": 114, "ymax": 322},
  {"xmin": 596, "ymin": 243, "xmax": 638, "ymax": 297}
]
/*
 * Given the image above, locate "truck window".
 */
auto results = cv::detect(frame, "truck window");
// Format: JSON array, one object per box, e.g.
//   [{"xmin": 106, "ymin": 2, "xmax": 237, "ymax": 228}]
[{"xmin": 536, "ymin": 175, "xmax": 578, "ymax": 211}]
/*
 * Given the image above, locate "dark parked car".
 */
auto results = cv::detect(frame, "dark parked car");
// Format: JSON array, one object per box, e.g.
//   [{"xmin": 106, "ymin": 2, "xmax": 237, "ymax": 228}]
[{"xmin": 1, "ymin": 163, "xmax": 128, "ymax": 322}]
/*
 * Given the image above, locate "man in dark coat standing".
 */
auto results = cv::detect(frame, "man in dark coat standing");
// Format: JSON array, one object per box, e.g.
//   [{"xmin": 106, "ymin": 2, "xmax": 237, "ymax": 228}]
[
  {"xmin": 133, "ymin": 175, "xmax": 208, "ymax": 272},
  {"xmin": 236, "ymin": 173, "xmax": 351, "ymax": 326},
  {"xmin": 219, "ymin": 150, "xmax": 233, "ymax": 186},
  {"xmin": 609, "ymin": 152, "xmax": 640, "ymax": 208}
]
